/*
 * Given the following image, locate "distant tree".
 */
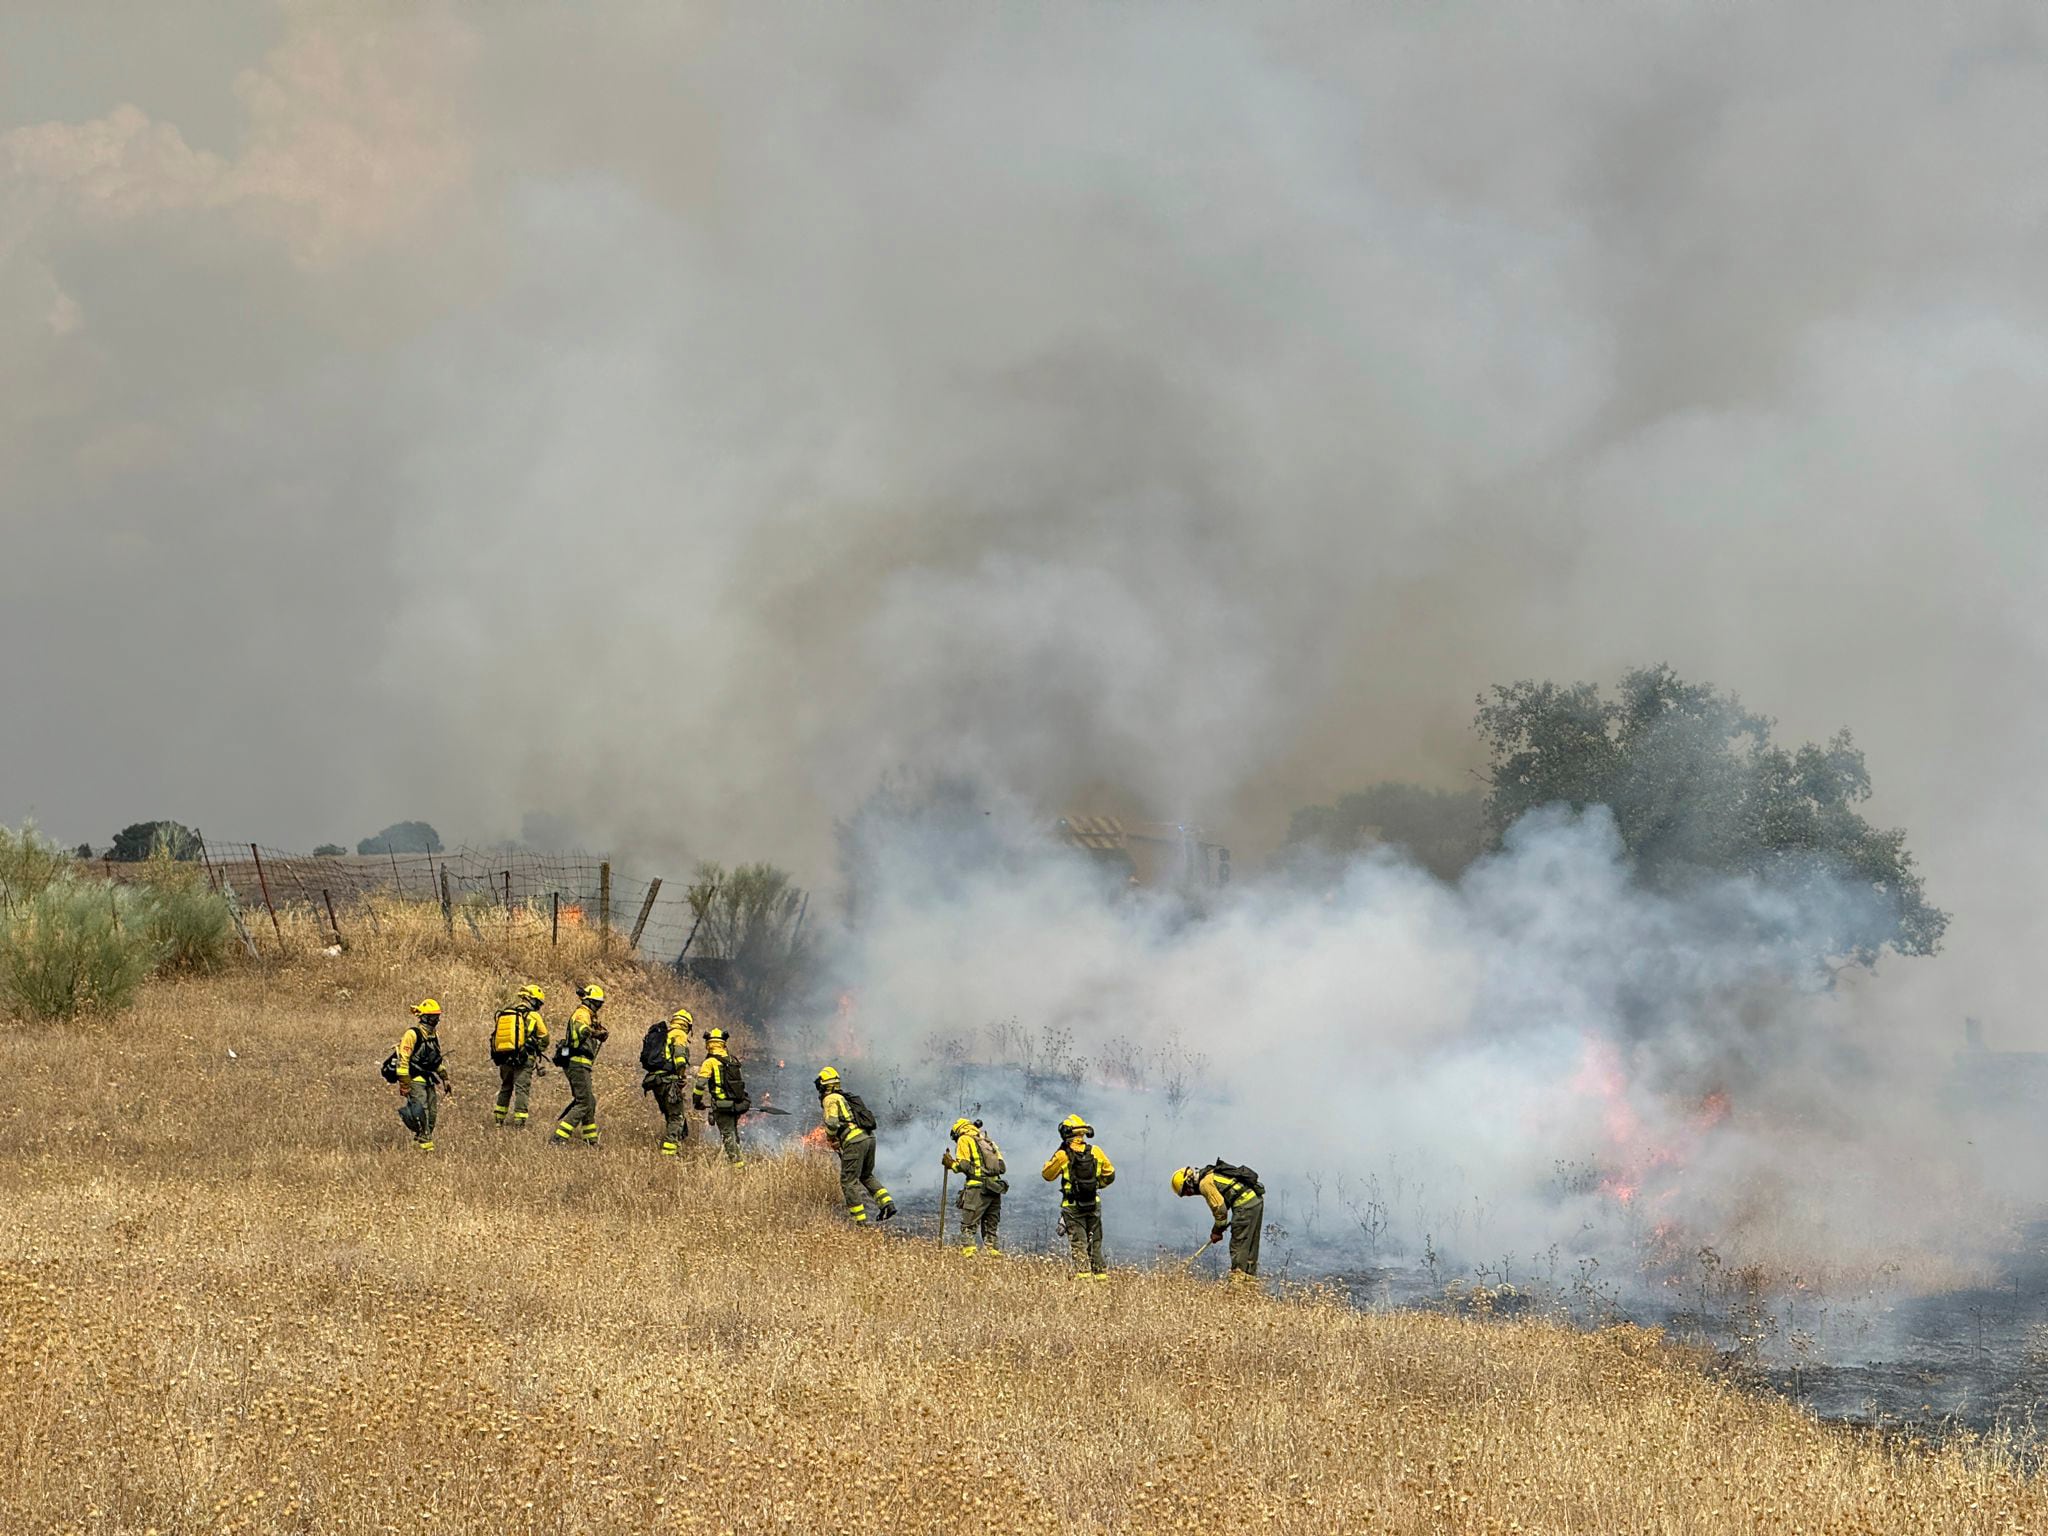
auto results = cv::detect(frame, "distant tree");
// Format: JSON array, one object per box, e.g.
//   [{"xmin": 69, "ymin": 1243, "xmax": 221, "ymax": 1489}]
[
  {"xmin": 1475, "ymin": 664, "xmax": 1946, "ymax": 962},
  {"xmin": 312, "ymin": 844, "xmax": 346, "ymax": 857},
  {"xmin": 106, "ymin": 821, "xmax": 202, "ymax": 863},
  {"xmin": 73, "ymin": 843, "xmax": 93, "ymax": 860},
  {"xmin": 1285, "ymin": 782, "xmax": 1488, "ymax": 881},
  {"xmin": 683, "ymin": 862, "xmax": 814, "ymax": 1027},
  {"xmin": 356, "ymin": 821, "xmax": 443, "ymax": 856}
]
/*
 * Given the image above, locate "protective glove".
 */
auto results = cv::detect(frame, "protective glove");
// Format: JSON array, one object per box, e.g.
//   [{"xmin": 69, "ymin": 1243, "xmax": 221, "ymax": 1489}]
[
  {"xmin": 1210, "ymin": 1229, "xmax": 1226, "ymax": 1245},
  {"xmin": 940, "ymin": 1151, "xmax": 956, "ymax": 1171}
]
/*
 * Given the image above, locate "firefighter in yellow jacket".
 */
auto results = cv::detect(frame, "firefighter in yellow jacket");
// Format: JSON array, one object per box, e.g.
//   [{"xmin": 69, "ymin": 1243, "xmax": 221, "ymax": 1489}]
[
  {"xmin": 551, "ymin": 983, "xmax": 607, "ymax": 1146},
  {"xmin": 392, "ymin": 999, "xmax": 449, "ymax": 1152},
  {"xmin": 1041, "ymin": 1114, "xmax": 1114, "ymax": 1279},
  {"xmin": 693, "ymin": 1027, "xmax": 747, "ymax": 1165},
  {"xmin": 941, "ymin": 1117, "xmax": 1006, "ymax": 1256},
  {"xmin": 490, "ymin": 984, "xmax": 548, "ymax": 1128},
  {"xmin": 816, "ymin": 1066, "xmax": 895, "ymax": 1224},
  {"xmin": 1172, "ymin": 1160, "xmax": 1266, "ymax": 1282},
  {"xmin": 645, "ymin": 1006, "xmax": 693, "ymax": 1156}
]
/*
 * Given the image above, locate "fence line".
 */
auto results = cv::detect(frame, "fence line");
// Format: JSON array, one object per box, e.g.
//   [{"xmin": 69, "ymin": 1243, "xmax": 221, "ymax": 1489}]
[{"xmin": 102, "ymin": 841, "xmax": 724, "ymax": 965}]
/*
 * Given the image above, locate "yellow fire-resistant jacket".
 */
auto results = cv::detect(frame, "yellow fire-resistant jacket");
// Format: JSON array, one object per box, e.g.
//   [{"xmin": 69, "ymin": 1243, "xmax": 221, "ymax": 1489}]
[
  {"xmin": 1197, "ymin": 1168, "xmax": 1261, "ymax": 1231},
  {"xmin": 658, "ymin": 1023, "xmax": 690, "ymax": 1076},
  {"xmin": 393, "ymin": 1024, "xmax": 438, "ymax": 1085},
  {"xmin": 564, "ymin": 1004, "xmax": 603, "ymax": 1064},
  {"xmin": 1041, "ymin": 1143, "xmax": 1115, "ymax": 1203},
  {"xmin": 949, "ymin": 1129, "xmax": 990, "ymax": 1187},
  {"xmin": 821, "ymin": 1089, "xmax": 866, "ymax": 1145},
  {"xmin": 695, "ymin": 1048, "xmax": 737, "ymax": 1108}
]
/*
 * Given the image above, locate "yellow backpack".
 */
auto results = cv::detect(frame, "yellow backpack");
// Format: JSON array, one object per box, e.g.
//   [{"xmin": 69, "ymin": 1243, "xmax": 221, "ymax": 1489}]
[{"xmin": 491, "ymin": 1007, "xmax": 529, "ymax": 1061}]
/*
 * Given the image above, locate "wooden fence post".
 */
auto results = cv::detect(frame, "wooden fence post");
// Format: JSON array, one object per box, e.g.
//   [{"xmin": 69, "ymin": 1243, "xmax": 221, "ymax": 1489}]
[
  {"xmin": 250, "ymin": 844, "xmax": 282, "ymax": 943},
  {"xmin": 503, "ymin": 869, "xmax": 513, "ymax": 911},
  {"xmin": 628, "ymin": 877, "xmax": 662, "ymax": 952},
  {"xmin": 551, "ymin": 891, "xmax": 559, "ymax": 946},
  {"xmin": 440, "ymin": 867, "xmax": 454, "ymax": 936},
  {"xmin": 599, "ymin": 862, "xmax": 611, "ymax": 954},
  {"xmin": 322, "ymin": 889, "xmax": 345, "ymax": 949}
]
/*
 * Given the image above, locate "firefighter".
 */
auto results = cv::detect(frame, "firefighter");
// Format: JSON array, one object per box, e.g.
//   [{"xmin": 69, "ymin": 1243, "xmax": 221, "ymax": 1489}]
[
  {"xmin": 1172, "ymin": 1160, "xmax": 1266, "ymax": 1282},
  {"xmin": 645, "ymin": 1006, "xmax": 693, "ymax": 1156},
  {"xmin": 392, "ymin": 999, "xmax": 449, "ymax": 1152},
  {"xmin": 551, "ymin": 983, "xmax": 608, "ymax": 1147},
  {"xmin": 692, "ymin": 1027, "xmax": 748, "ymax": 1165},
  {"xmin": 816, "ymin": 1066, "xmax": 895, "ymax": 1224},
  {"xmin": 490, "ymin": 983, "xmax": 548, "ymax": 1128},
  {"xmin": 941, "ymin": 1117, "xmax": 1006, "ymax": 1256},
  {"xmin": 1041, "ymin": 1114, "xmax": 1114, "ymax": 1279}
]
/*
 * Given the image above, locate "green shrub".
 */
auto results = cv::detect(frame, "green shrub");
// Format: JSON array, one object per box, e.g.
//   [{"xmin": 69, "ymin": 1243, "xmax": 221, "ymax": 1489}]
[
  {"xmin": 0, "ymin": 822, "xmax": 72, "ymax": 905},
  {"xmin": 0, "ymin": 878, "xmax": 158, "ymax": 1022},
  {"xmin": 133, "ymin": 848, "xmax": 233, "ymax": 975}
]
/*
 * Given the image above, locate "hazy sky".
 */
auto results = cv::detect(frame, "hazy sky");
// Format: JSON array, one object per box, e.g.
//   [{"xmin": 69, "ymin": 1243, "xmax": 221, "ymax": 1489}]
[{"xmin": 5, "ymin": 2, "xmax": 2047, "ymax": 1031}]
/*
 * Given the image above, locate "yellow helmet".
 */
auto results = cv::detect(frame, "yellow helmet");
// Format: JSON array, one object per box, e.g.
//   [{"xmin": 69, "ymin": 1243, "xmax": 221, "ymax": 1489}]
[
  {"xmin": 950, "ymin": 1117, "xmax": 977, "ymax": 1138},
  {"xmin": 704, "ymin": 1027, "xmax": 729, "ymax": 1044},
  {"xmin": 671, "ymin": 1006, "xmax": 694, "ymax": 1027},
  {"xmin": 412, "ymin": 998, "xmax": 442, "ymax": 1016},
  {"xmin": 519, "ymin": 984, "xmax": 545, "ymax": 1005},
  {"xmin": 815, "ymin": 1066, "xmax": 841, "ymax": 1093},
  {"xmin": 1060, "ymin": 1114, "xmax": 1092, "ymax": 1138},
  {"xmin": 579, "ymin": 983, "xmax": 605, "ymax": 1002},
  {"xmin": 1171, "ymin": 1167, "xmax": 1197, "ymax": 1196}
]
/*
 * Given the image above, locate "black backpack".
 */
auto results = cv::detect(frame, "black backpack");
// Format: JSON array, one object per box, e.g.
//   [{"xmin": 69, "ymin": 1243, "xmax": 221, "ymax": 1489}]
[
  {"xmin": 722, "ymin": 1057, "xmax": 751, "ymax": 1112},
  {"xmin": 411, "ymin": 1033, "xmax": 443, "ymax": 1078},
  {"xmin": 1065, "ymin": 1146, "xmax": 1102, "ymax": 1209},
  {"xmin": 379, "ymin": 1051, "xmax": 401, "ymax": 1084},
  {"xmin": 1210, "ymin": 1159, "xmax": 1263, "ymax": 1194},
  {"xmin": 843, "ymin": 1091, "xmax": 878, "ymax": 1132},
  {"xmin": 639, "ymin": 1021, "xmax": 669, "ymax": 1073}
]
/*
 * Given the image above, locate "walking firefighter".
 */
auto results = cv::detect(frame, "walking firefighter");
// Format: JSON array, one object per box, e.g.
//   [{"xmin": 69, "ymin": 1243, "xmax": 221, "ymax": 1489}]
[
  {"xmin": 551, "ymin": 983, "xmax": 608, "ymax": 1147},
  {"xmin": 1041, "ymin": 1114, "xmax": 1114, "ymax": 1279},
  {"xmin": 941, "ymin": 1117, "xmax": 1007, "ymax": 1256},
  {"xmin": 693, "ymin": 1027, "xmax": 749, "ymax": 1165},
  {"xmin": 490, "ymin": 983, "xmax": 549, "ymax": 1128},
  {"xmin": 639, "ymin": 1006, "xmax": 694, "ymax": 1156},
  {"xmin": 1172, "ymin": 1159, "xmax": 1266, "ymax": 1282},
  {"xmin": 383, "ymin": 999, "xmax": 450, "ymax": 1153},
  {"xmin": 816, "ymin": 1066, "xmax": 895, "ymax": 1224}
]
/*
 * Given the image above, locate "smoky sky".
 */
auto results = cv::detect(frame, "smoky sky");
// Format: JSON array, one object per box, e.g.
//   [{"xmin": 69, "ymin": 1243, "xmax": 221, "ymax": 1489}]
[{"xmin": 5, "ymin": 3, "xmax": 2048, "ymax": 1030}]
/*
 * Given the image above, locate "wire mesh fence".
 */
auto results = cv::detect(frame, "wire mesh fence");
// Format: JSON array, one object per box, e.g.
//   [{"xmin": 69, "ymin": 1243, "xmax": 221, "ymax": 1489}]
[{"xmin": 154, "ymin": 840, "xmax": 715, "ymax": 965}]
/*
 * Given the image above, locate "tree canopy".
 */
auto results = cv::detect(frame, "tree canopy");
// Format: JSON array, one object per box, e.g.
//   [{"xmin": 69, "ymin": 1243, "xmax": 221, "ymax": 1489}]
[
  {"xmin": 357, "ymin": 822, "xmax": 442, "ymax": 856},
  {"xmin": 106, "ymin": 821, "xmax": 202, "ymax": 862},
  {"xmin": 1475, "ymin": 664, "xmax": 1946, "ymax": 963},
  {"xmin": 1285, "ymin": 782, "xmax": 1488, "ymax": 882},
  {"xmin": 682, "ymin": 861, "xmax": 814, "ymax": 1027}
]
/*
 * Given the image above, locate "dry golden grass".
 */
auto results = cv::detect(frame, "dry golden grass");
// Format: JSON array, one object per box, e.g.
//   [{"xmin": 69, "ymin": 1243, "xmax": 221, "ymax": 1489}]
[{"xmin": 2, "ymin": 906, "xmax": 2043, "ymax": 1535}]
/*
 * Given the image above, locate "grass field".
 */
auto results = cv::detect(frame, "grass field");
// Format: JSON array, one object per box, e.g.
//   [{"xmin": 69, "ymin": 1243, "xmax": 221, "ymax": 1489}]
[{"xmin": 2, "ymin": 909, "xmax": 2043, "ymax": 1535}]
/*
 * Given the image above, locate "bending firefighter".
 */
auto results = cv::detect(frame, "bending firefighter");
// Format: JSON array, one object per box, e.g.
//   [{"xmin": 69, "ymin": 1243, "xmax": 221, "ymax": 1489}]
[
  {"xmin": 942, "ymin": 1118, "xmax": 1007, "ymax": 1256},
  {"xmin": 490, "ymin": 984, "xmax": 548, "ymax": 1128},
  {"xmin": 639, "ymin": 1007, "xmax": 693, "ymax": 1155},
  {"xmin": 693, "ymin": 1028, "xmax": 749, "ymax": 1165},
  {"xmin": 387, "ymin": 999, "xmax": 450, "ymax": 1152},
  {"xmin": 816, "ymin": 1067, "xmax": 894, "ymax": 1224},
  {"xmin": 551, "ymin": 983, "xmax": 608, "ymax": 1146},
  {"xmin": 1042, "ymin": 1115, "xmax": 1114, "ymax": 1279},
  {"xmin": 1172, "ymin": 1159, "xmax": 1266, "ymax": 1282}
]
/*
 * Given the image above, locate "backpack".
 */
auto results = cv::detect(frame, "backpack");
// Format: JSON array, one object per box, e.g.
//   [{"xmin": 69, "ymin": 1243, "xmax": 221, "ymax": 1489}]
[
  {"xmin": 380, "ymin": 1051, "xmax": 401, "ymax": 1084},
  {"xmin": 1064, "ymin": 1146, "xmax": 1102, "ymax": 1209},
  {"xmin": 723, "ymin": 1057, "xmax": 751, "ymax": 1113},
  {"xmin": 491, "ymin": 1007, "xmax": 529, "ymax": 1063},
  {"xmin": 1210, "ymin": 1159, "xmax": 1263, "ymax": 1195},
  {"xmin": 410, "ymin": 1032, "xmax": 443, "ymax": 1078},
  {"xmin": 972, "ymin": 1125, "xmax": 1005, "ymax": 1176},
  {"xmin": 639, "ymin": 1021, "xmax": 669, "ymax": 1073},
  {"xmin": 843, "ymin": 1092, "xmax": 878, "ymax": 1133}
]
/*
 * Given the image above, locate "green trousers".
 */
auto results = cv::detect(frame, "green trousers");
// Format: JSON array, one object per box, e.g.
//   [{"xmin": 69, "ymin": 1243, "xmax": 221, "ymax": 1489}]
[
  {"xmin": 1229, "ymin": 1197, "xmax": 1264, "ymax": 1277},
  {"xmin": 554, "ymin": 1062, "xmax": 598, "ymax": 1144},
  {"xmin": 958, "ymin": 1185, "xmax": 1001, "ymax": 1253},
  {"xmin": 401, "ymin": 1079, "xmax": 439, "ymax": 1150},
  {"xmin": 837, "ymin": 1134, "xmax": 892, "ymax": 1222},
  {"xmin": 708, "ymin": 1107, "xmax": 744, "ymax": 1164},
  {"xmin": 651, "ymin": 1078, "xmax": 689, "ymax": 1153},
  {"xmin": 493, "ymin": 1056, "xmax": 536, "ymax": 1125},
  {"xmin": 1064, "ymin": 1207, "xmax": 1106, "ymax": 1274}
]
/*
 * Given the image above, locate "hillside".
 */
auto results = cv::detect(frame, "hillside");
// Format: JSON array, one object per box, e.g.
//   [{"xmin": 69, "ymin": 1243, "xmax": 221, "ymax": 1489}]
[{"xmin": 1, "ymin": 917, "xmax": 2041, "ymax": 1536}]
